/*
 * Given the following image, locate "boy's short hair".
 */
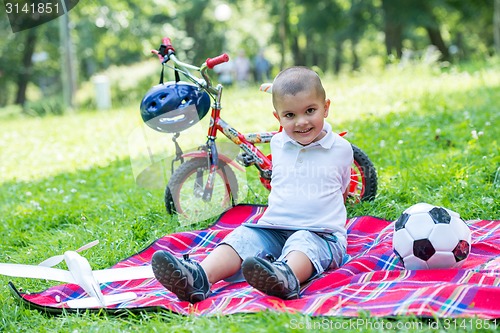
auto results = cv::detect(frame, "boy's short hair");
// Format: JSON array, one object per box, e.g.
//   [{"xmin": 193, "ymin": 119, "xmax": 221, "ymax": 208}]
[{"xmin": 272, "ymin": 67, "xmax": 326, "ymax": 107}]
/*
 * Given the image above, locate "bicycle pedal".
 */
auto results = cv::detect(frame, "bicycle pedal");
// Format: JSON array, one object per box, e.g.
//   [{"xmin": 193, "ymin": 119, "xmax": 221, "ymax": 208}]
[{"xmin": 237, "ymin": 153, "xmax": 255, "ymax": 167}]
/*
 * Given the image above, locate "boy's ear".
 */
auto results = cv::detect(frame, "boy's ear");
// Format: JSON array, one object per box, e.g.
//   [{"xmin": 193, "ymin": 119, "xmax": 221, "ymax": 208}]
[
  {"xmin": 273, "ymin": 111, "xmax": 280, "ymax": 121},
  {"xmin": 324, "ymin": 99, "xmax": 331, "ymax": 117}
]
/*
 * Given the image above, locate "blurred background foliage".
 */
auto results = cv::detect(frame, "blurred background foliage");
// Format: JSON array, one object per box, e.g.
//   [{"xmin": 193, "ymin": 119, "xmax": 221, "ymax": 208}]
[{"xmin": 0, "ymin": 0, "xmax": 499, "ymax": 113}]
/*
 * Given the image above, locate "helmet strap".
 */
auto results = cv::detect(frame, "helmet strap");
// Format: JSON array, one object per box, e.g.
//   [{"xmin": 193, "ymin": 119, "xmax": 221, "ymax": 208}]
[
  {"xmin": 159, "ymin": 64, "xmax": 165, "ymax": 84},
  {"xmin": 174, "ymin": 67, "xmax": 181, "ymax": 83},
  {"xmin": 159, "ymin": 64, "xmax": 181, "ymax": 84}
]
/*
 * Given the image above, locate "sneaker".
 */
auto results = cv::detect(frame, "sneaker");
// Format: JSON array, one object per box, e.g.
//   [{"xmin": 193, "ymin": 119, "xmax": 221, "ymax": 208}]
[
  {"xmin": 241, "ymin": 256, "xmax": 300, "ymax": 300},
  {"xmin": 152, "ymin": 251, "xmax": 210, "ymax": 303}
]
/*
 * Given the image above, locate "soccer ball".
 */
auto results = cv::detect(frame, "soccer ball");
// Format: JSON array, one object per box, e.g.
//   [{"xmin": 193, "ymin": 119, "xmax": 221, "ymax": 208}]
[{"xmin": 393, "ymin": 203, "xmax": 471, "ymax": 270}]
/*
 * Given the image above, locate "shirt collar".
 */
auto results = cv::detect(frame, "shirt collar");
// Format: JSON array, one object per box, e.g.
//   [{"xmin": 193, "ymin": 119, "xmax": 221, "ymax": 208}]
[{"xmin": 278, "ymin": 122, "xmax": 335, "ymax": 149}]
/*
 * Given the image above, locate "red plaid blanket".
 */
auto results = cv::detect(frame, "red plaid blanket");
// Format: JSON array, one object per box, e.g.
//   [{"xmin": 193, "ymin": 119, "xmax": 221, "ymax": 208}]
[{"xmin": 9, "ymin": 204, "xmax": 500, "ymax": 318}]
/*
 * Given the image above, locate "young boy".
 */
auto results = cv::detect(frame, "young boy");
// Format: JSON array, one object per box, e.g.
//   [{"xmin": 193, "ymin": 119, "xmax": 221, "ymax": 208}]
[{"xmin": 152, "ymin": 66, "xmax": 353, "ymax": 303}]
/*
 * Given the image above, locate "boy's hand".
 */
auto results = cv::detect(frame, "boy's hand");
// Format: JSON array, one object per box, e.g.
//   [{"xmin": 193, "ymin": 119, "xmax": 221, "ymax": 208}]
[{"xmin": 343, "ymin": 188, "xmax": 349, "ymax": 203}]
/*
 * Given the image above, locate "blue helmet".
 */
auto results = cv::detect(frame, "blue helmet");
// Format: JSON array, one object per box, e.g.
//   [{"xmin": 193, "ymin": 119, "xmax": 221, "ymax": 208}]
[{"xmin": 140, "ymin": 82, "xmax": 211, "ymax": 133}]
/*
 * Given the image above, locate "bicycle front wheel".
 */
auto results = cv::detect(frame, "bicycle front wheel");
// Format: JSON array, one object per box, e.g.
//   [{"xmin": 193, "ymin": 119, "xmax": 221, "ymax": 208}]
[{"xmin": 165, "ymin": 157, "xmax": 239, "ymax": 220}]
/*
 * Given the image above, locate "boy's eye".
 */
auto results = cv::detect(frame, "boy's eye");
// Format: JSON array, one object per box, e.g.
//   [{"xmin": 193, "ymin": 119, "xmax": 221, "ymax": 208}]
[
  {"xmin": 306, "ymin": 108, "xmax": 316, "ymax": 114},
  {"xmin": 284, "ymin": 113, "xmax": 294, "ymax": 118}
]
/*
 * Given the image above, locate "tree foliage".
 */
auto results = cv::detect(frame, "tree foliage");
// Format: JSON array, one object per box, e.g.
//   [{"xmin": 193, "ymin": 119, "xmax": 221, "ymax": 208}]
[{"xmin": 0, "ymin": 0, "xmax": 497, "ymax": 108}]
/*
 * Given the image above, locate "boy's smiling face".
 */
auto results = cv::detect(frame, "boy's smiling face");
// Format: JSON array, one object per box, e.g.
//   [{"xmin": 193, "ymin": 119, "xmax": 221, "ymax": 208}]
[{"xmin": 273, "ymin": 90, "xmax": 330, "ymax": 146}]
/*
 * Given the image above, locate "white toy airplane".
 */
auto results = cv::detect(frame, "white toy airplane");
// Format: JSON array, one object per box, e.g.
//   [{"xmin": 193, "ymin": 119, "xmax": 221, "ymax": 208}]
[
  {"xmin": 259, "ymin": 83, "xmax": 273, "ymax": 94},
  {"xmin": 0, "ymin": 241, "xmax": 155, "ymax": 308}
]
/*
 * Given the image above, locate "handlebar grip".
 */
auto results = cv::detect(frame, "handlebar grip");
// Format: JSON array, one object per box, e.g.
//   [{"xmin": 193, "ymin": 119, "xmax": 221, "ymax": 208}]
[
  {"xmin": 206, "ymin": 53, "xmax": 229, "ymax": 69},
  {"xmin": 162, "ymin": 37, "xmax": 172, "ymax": 47},
  {"xmin": 161, "ymin": 37, "xmax": 175, "ymax": 55}
]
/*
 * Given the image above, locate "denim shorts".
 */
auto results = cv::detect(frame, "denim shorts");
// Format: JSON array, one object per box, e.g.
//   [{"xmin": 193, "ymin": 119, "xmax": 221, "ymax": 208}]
[{"xmin": 220, "ymin": 225, "xmax": 348, "ymax": 282}]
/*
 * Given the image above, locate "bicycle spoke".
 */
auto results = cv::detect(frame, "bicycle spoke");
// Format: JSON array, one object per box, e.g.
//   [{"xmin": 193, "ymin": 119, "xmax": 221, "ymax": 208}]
[
  {"xmin": 348, "ymin": 163, "xmax": 365, "ymax": 204},
  {"xmin": 177, "ymin": 168, "xmax": 232, "ymax": 221},
  {"xmin": 193, "ymin": 168, "xmax": 204, "ymax": 198}
]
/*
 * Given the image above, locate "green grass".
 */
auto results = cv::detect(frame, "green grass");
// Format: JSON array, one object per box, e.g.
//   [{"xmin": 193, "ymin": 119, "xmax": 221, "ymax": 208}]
[{"xmin": 0, "ymin": 59, "xmax": 499, "ymax": 332}]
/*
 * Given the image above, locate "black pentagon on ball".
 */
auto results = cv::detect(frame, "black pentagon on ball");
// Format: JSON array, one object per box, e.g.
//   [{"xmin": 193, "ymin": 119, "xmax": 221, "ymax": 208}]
[
  {"xmin": 453, "ymin": 240, "xmax": 470, "ymax": 262},
  {"xmin": 395, "ymin": 213, "xmax": 410, "ymax": 231},
  {"xmin": 413, "ymin": 239, "xmax": 436, "ymax": 261},
  {"xmin": 394, "ymin": 249, "xmax": 404, "ymax": 264},
  {"xmin": 429, "ymin": 207, "xmax": 451, "ymax": 224}
]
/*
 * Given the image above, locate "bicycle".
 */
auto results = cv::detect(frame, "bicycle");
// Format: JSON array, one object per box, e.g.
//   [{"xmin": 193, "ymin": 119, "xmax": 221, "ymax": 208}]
[{"xmin": 142, "ymin": 37, "xmax": 377, "ymax": 220}]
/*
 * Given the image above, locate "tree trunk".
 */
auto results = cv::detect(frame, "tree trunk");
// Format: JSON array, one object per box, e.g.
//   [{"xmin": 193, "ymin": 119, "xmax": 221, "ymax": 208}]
[
  {"xmin": 333, "ymin": 41, "xmax": 343, "ymax": 74},
  {"xmin": 381, "ymin": 0, "xmax": 403, "ymax": 59},
  {"xmin": 384, "ymin": 22, "xmax": 403, "ymax": 59},
  {"xmin": 279, "ymin": 0, "xmax": 287, "ymax": 70},
  {"xmin": 291, "ymin": 34, "xmax": 306, "ymax": 66},
  {"xmin": 495, "ymin": 0, "xmax": 500, "ymax": 54},
  {"xmin": 15, "ymin": 29, "xmax": 37, "ymax": 106},
  {"xmin": 426, "ymin": 26, "xmax": 449, "ymax": 61},
  {"xmin": 351, "ymin": 38, "xmax": 360, "ymax": 71}
]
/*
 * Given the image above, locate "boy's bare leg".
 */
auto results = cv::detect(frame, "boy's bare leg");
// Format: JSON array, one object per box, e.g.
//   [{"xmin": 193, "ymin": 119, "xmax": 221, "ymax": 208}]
[
  {"xmin": 200, "ymin": 244, "xmax": 242, "ymax": 284},
  {"xmin": 284, "ymin": 250, "xmax": 314, "ymax": 283}
]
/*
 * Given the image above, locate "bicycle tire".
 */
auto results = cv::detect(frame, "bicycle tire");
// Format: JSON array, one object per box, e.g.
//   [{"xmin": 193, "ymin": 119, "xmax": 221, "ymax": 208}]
[
  {"xmin": 165, "ymin": 157, "xmax": 239, "ymax": 216},
  {"xmin": 349, "ymin": 144, "xmax": 377, "ymax": 203}
]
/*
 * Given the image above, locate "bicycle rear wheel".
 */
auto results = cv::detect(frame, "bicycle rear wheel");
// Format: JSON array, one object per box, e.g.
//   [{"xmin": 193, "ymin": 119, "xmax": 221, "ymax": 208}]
[
  {"xmin": 165, "ymin": 157, "xmax": 238, "ymax": 220},
  {"xmin": 348, "ymin": 144, "xmax": 377, "ymax": 204}
]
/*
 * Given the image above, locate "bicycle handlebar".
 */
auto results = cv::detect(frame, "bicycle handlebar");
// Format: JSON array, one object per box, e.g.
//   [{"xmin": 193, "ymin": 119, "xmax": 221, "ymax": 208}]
[
  {"xmin": 206, "ymin": 53, "xmax": 229, "ymax": 69},
  {"xmin": 162, "ymin": 37, "xmax": 173, "ymax": 48},
  {"xmin": 151, "ymin": 37, "xmax": 230, "ymax": 95},
  {"xmin": 152, "ymin": 37, "xmax": 229, "ymax": 70},
  {"xmin": 161, "ymin": 37, "xmax": 175, "ymax": 55}
]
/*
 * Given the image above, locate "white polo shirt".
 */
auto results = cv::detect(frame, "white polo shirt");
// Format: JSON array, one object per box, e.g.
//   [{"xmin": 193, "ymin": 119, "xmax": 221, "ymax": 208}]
[{"xmin": 258, "ymin": 122, "xmax": 353, "ymax": 246}]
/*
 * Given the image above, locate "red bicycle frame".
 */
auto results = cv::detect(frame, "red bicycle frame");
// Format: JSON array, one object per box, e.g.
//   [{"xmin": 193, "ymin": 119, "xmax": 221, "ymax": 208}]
[{"xmin": 188, "ymin": 95, "xmax": 277, "ymax": 200}]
